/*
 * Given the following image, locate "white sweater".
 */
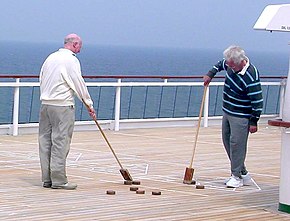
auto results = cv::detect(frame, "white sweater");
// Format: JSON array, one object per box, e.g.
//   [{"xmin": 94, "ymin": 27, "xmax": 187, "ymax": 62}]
[{"xmin": 39, "ymin": 48, "xmax": 93, "ymax": 107}]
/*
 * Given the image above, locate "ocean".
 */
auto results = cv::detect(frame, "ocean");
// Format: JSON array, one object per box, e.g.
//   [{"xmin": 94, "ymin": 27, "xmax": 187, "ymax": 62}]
[
  {"xmin": 0, "ymin": 41, "xmax": 289, "ymax": 124},
  {"xmin": 1, "ymin": 41, "xmax": 289, "ymax": 76}
]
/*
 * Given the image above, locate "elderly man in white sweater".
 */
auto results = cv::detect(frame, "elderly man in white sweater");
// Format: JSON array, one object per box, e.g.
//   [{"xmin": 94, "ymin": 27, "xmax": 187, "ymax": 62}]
[{"xmin": 39, "ymin": 33, "xmax": 95, "ymax": 190}]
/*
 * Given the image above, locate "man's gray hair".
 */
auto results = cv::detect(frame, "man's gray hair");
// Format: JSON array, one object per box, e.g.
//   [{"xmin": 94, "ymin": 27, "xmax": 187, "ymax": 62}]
[
  {"xmin": 223, "ymin": 45, "xmax": 247, "ymax": 65},
  {"xmin": 64, "ymin": 36, "xmax": 79, "ymax": 44}
]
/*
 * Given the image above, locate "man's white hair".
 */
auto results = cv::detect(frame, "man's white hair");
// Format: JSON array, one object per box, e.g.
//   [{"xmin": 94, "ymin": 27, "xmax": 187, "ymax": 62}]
[
  {"xmin": 223, "ymin": 45, "xmax": 247, "ymax": 65},
  {"xmin": 64, "ymin": 34, "xmax": 81, "ymax": 44}
]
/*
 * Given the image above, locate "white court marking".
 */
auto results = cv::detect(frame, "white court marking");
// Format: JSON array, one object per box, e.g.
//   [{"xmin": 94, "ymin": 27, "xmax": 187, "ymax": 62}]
[
  {"xmin": 74, "ymin": 153, "xmax": 82, "ymax": 162},
  {"xmin": 145, "ymin": 164, "xmax": 149, "ymax": 174},
  {"xmin": 0, "ymin": 139, "xmax": 37, "ymax": 145},
  {"xmin": 0, "ymin": 143, "xmax": 269, "ymax": 194},
  {"xmin": 116, "ymin": 132, "xmax": 179, "ymax": 141}
]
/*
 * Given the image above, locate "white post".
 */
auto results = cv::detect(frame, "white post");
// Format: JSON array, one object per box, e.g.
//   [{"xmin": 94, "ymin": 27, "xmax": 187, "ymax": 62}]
[
  {"xmin": 279, "ymin": 54, "xmax": 290, "ymax": 213},
  {"xmin": 203, "ymin": 87, "xmax": 209, "ymax": 127},
  {"xmin": 114, "ymin": 79, "xmax": 121, "ymax": 131},
  {"xmin": 12, "ymin": 78, "xmax": 20, "ymax": 136},
  {"xmin": 279, "ymin": 79, "xmax": 286, "ymax": 119},
  {"xmin": 253, "ymin": 4, "xmax": 290, "ymax": 213}
]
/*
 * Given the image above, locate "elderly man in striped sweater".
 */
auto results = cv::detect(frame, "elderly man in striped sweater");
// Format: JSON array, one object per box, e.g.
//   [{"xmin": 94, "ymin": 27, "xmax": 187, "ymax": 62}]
[{"xmin": 203, "ymin": 45, "xmax": 263, "ymax": 188}]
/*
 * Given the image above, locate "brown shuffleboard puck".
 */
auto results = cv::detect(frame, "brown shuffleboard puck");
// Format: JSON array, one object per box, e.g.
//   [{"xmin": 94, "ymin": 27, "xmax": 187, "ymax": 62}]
[
  {"xmin": 106, "ymin": 190, "xmax": 116, "ymax": 195},
  {"xmin": 132, "ymin": 180, "xmax": 141, "ymax": 185},
  {"xmin": 130, "ymin": 186, "xmax": 139, "ymax": 191},
  {"xmin": 196, "ymin": 184, "xmax": 205, "ymax": 189},
  {"xmin": 124, "ymin": 180, "xmax": 132, "ymax": 185},
  {"xmin": 152, "ymin": 191, "xmax": 161, "ymax": 195},
  {"xmin": 136, "ymin": 189, "xmax": 145, "ymax": 194}
]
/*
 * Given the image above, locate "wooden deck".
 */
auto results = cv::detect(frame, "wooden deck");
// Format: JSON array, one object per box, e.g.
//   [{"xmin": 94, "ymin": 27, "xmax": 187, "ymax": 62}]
[{"xmin": 0, "ymin": 124, "xmax": 289, "ymax": 220}]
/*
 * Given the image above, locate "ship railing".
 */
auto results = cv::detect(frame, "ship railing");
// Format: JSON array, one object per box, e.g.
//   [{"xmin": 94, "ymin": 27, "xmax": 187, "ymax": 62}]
[{"xmin": 0, "ymin": 75, "xmax": 286, "ymax": 136}]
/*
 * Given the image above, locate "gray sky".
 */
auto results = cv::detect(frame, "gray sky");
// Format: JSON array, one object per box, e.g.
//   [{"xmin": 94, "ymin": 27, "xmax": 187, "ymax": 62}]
[{"xmin": 1, "ymin": 0, "xmax": 290, "ymax": 52}]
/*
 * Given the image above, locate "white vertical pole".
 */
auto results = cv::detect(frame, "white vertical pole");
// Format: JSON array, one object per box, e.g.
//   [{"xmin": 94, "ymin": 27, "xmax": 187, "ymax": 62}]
[
  {"xmin": 203, "ymin": 86, "xmax": 209, "ymax": 127},
  {"xmin": 114, "ymin": 79, "xmax": 121, "ymax": 131},
  {"xmin": 279, "ymin": 79, "xmax": 286, "ymax": 119},
  {"xmin": 12, "ymin": 78, "xmax": 20, "ymax": 136},
  {"xmin": 279, "ymin": 54, "xmax": 290, "ymax": 213}
]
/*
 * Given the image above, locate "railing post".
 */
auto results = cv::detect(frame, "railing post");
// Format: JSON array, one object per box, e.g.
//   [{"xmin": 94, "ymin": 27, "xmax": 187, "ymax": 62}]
[
  {"xmin": 114, "ymin": 79, "xmax": 121, "ymax": 131},
  {"xmin": 279, "ymin": 78, "xmax": 287, "ymax": 119},
  {"xmin": 203, "ymin": 86, "xmax": 209, "ymax": 127},
  {"xmin": 12, "ymin": 78, "xmax": 20, "ymax": 136}
]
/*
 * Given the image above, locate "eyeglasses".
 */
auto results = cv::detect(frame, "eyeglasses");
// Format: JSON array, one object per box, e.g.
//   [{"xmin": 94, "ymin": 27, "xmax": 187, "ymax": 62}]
[{"xmin": 226, "ymin": 60, "xmax": 236, "ymax": 70}]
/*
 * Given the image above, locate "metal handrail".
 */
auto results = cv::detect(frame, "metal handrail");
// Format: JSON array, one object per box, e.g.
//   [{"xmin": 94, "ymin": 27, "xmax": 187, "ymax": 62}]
[
  {"xmin": 0, "ymin": 75, "xmax": 285, "ymax": 136},
  {"xmin": 0, "ymin": 74, "xmax": 287, "ymax": 79}
]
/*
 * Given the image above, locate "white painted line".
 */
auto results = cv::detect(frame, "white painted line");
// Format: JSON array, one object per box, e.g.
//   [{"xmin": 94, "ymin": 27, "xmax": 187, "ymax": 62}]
[
  {"xmin": 203, "ymin": 185, "xmax": 235, "ymax": 192},
  {"xmin": 140, "ymin": 176, "xmax": 191, "ymax": 186},
  {"xmin": 1, "ymin": 165, "xmax": 40, "ymax": 173},
  {"xmin": 70, "ymin": 174, "xmax": 94, "ymax": 180},
  {"xmin": 73, "ymin": 147, "xmax": 187, "ymax": 166},
  {"xmin": 99, "ymin": 179, "xmax": 120, "ymax": 184},
  {"xmin": 116, "ymin": 132, "xmax": 177, "ymax": 141},
  {"xmin": 75, "ymin": 153, "xmax": 82, "ymax": 162},
  {"xmin": 251, "ymin": 172, "xmax": 280, "ymax": 179},
  {"xmin": 251, "ymin": 178, "xmax": 262, "ymax": 191},
  {"xmin": 145, "ymin": 164, "xmax": 149, "ymax": 175},
  {"xmin": 0, "ymin": 139, "xmax": 37, "ymax": 145}
]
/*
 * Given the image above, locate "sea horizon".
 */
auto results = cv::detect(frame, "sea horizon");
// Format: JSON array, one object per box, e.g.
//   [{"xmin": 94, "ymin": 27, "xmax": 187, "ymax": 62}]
[{"xmin": 0, "ymin": 41, "xmax": 289, "ymax": 77}]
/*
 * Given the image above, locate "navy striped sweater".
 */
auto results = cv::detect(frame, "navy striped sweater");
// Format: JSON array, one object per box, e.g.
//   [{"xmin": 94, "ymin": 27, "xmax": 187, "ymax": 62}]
[{"xmin": 207, "ymin": 59, "xmax": 263, "ymax": 126}]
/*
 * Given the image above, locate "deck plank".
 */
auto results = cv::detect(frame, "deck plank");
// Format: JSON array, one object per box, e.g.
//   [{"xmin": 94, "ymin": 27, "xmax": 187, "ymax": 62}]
[{"xmin": 0, "ymin": 125, "xmax": 289, "ymax": 220}]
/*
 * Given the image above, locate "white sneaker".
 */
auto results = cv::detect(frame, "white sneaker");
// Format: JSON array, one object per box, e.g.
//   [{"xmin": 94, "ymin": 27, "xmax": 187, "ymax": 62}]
[
  {"xmin": 242, "ymin": 173, "xmax": 252, "ymax": 186},
  {"xmin": 224, "ymin": 177, "xmax": 231, "ymax": 185},
  {"xmin": 226, "ymin": 176, "xmax": 243, "ymax": 188}
]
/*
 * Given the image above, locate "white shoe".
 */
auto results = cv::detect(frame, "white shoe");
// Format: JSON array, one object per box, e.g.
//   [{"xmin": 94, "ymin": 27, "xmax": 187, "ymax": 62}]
[
  {"xmin": 226, "ymin": 176, "xmax": 243, "ymax": 188},
  {"xmin": 242, "ymin": 173, "xmax": 252, "ymax": 186},
  {"xmin": 224, "ymin": 177, "xmax": 231, "ymax": 185}
]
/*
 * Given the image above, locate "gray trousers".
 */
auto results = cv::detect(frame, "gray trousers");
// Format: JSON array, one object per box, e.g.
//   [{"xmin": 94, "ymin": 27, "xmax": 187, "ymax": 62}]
[
  {"xmin": 39, "ymin": 104, "xmax": 75, "ymax": 185},
  {"xmin": 222, "ymin": 112, "xmax": 249, "ymax": 177}
]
